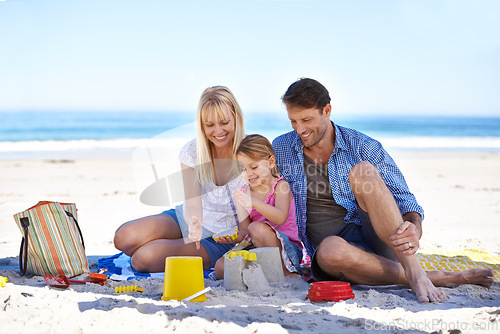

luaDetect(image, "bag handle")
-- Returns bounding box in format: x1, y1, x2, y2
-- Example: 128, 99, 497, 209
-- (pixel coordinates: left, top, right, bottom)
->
18, 211, 85, 276
18, 217, 30, 276
64, 211, 85, 250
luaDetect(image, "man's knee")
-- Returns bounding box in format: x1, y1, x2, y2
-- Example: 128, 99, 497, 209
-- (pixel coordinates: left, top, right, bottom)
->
315, 236, 350, 268
349, 161, 383, 196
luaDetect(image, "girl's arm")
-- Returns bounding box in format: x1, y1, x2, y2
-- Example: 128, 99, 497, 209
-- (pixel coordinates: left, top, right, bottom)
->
217, 195, 250, 244
236, 179, 291, 225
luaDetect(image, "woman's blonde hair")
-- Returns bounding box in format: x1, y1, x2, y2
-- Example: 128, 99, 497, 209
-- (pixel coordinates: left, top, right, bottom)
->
236, 134, 280, 178
195, 86, 245, 185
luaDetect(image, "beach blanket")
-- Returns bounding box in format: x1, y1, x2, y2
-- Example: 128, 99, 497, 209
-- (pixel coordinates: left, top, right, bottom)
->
97, 252, 215, 281
98, 249, 499, 282
417, 249, 500, 281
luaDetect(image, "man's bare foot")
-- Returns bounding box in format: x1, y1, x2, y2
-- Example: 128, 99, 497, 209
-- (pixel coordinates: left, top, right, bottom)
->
446, 268, 495, 288
406, 267, 446, 303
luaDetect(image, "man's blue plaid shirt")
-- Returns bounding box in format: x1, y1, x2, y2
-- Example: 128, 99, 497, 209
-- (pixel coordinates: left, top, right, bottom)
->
272, 122, 424, 257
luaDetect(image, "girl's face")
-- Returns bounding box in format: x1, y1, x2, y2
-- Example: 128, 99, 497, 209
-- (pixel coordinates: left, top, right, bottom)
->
202, 106, 236, 151
237, 153, 275, 187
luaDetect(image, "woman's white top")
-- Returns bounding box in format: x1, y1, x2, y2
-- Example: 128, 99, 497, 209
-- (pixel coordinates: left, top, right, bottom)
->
178, 139, 245, 234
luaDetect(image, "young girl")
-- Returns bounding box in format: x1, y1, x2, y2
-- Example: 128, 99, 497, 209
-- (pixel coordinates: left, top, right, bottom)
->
214, 134, 303, 279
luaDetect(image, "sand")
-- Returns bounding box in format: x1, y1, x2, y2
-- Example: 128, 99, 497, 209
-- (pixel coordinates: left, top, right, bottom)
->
1, 150, 499, 333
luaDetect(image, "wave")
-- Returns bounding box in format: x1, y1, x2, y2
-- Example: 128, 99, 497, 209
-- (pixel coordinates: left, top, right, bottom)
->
0, 138, 189, 152
1, 136, 500, 153
378, 136, 500, 150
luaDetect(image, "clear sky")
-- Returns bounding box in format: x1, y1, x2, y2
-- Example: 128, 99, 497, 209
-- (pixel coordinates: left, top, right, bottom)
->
0, 0, 499, 116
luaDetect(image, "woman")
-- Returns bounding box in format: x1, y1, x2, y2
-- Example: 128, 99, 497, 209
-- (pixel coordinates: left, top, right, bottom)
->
114, 86, 245, 272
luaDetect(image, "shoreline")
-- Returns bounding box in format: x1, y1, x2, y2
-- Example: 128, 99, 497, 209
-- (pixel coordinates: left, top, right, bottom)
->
1, 150, 499, 333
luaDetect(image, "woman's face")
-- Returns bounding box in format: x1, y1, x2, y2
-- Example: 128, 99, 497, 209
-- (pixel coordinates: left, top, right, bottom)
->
202, 106, 236, 151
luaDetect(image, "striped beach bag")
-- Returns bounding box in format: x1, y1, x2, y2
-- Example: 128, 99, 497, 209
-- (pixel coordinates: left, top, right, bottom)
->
13, 201, 89, 277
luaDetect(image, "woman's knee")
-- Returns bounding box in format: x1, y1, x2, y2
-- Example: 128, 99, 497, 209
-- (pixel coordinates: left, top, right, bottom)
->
113, 221, 136, 252
214, 257, 225, 279
130, 249, 150, 273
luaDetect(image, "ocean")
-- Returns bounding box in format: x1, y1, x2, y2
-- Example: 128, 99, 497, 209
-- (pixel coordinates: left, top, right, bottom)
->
1, 111, 499, 159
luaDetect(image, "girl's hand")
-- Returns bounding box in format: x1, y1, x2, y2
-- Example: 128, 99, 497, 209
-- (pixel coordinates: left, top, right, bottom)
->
188, 216, 202, 250
233, 189, 252, 209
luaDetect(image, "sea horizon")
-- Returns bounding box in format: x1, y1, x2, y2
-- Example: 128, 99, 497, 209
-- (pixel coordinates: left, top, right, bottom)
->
1, 111, 500, 159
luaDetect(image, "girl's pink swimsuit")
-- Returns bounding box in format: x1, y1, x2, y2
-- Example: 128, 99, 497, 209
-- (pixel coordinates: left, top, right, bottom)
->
241, 176, 302, 248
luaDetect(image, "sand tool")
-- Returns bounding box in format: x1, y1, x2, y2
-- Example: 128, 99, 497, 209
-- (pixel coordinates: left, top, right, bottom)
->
43, 274, 105, 289
88, 269, 108, 283
115, 285, 144, 294
0, 276, 8, 287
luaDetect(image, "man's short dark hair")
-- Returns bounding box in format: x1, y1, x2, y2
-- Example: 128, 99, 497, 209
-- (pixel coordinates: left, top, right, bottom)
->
281, 78, 331, 110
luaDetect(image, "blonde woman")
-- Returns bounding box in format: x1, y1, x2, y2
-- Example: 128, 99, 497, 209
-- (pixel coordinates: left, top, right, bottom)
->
114, 86, 245, 272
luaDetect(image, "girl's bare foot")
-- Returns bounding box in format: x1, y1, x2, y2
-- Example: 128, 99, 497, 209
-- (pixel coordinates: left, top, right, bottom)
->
285, 271, 302, 279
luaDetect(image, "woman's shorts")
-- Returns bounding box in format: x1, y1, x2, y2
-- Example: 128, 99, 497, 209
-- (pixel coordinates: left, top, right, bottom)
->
162, 206, 235, 268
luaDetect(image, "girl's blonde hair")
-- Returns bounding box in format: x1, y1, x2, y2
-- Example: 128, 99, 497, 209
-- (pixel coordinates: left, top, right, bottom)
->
236, 134, 280, 178
195, 86, 245, 185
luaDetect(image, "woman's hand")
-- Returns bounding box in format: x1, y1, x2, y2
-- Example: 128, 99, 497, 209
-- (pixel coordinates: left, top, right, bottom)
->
215, 235, 236, 244
188, 216, 202, 250
233, 189, 252, 209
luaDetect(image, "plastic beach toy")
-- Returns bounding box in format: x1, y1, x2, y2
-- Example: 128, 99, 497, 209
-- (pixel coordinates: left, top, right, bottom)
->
43, 274, 105, 289
307, 281, 355, 303
182, 287, 211, 302
227, 250, 257, 261
115, 285, 144, 294
89, 269, 108, 283
0, 276, 8, 287
212, 226, 239, 242
162, 256, 207, 302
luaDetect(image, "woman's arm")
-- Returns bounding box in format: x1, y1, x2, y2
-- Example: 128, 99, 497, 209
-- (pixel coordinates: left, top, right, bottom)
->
181, 163, 203, 246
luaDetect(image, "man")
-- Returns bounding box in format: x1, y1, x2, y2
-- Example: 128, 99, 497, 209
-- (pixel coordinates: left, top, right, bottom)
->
272, 78, 494, 303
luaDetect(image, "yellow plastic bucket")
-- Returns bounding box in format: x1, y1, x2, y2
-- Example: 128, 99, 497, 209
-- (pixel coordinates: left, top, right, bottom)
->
162, 256, 207, 302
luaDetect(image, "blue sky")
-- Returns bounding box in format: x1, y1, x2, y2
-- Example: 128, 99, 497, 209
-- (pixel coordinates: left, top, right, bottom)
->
0, 0, 499, 116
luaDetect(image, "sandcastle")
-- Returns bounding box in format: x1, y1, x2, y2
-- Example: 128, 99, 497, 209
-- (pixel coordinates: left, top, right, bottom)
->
223, 247, 285, 291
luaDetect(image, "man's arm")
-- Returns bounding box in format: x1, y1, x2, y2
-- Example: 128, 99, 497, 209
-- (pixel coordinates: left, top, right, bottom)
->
403, 211, 422, 239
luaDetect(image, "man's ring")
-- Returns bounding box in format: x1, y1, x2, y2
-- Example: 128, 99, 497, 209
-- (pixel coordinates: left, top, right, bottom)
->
407, 242, 413, 249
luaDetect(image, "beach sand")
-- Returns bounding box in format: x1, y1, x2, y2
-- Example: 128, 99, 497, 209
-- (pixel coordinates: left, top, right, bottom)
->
1, 151, 499, 333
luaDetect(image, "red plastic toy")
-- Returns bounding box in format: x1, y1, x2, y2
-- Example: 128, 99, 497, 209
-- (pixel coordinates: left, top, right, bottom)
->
307, 281, 355, 302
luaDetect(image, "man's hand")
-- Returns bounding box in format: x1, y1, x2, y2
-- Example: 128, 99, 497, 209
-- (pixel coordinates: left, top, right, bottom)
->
389, 221, 420, 255
188, 216, 202, 250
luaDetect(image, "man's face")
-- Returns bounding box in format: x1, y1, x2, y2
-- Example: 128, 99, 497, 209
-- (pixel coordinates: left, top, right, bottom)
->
287, 104, 331, 148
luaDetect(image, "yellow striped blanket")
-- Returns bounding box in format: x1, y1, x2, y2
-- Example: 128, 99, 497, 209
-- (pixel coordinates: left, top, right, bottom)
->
417, 249, 500, 281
